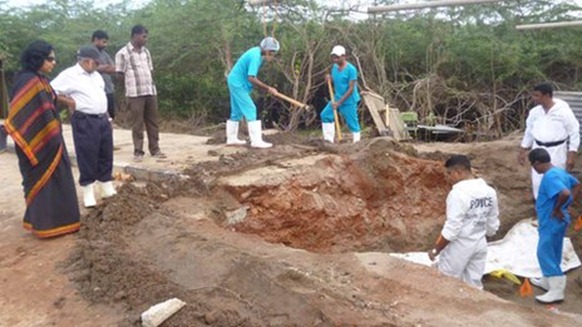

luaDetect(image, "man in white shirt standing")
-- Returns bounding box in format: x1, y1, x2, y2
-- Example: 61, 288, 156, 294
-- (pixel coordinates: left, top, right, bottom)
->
428, 155, 500, 289
51, 46, 116, 208
518, 83, 580, 199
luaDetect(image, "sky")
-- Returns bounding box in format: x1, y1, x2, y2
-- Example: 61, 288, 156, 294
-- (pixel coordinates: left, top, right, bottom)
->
2, 0, 581, 14
1, 0, 149, 10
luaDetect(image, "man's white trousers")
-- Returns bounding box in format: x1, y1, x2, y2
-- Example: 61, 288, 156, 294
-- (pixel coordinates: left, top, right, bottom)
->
437, 238, 487, 289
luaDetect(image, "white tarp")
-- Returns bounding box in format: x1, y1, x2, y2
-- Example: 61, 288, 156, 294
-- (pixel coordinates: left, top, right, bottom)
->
389, 219, 581, 278
485, 219, 580, 277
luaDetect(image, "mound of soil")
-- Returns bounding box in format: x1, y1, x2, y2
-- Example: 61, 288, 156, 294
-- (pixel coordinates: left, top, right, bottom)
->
64, 135, 582, 326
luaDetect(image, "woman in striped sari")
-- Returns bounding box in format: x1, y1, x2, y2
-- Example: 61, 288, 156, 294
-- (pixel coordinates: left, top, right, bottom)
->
5, 40, 80, 238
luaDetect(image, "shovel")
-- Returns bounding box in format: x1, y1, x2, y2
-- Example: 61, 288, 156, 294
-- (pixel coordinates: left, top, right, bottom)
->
273, 92, 311, 111
327, 78, 342, 142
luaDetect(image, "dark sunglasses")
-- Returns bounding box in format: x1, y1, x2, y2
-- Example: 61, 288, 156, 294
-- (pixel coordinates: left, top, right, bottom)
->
46, 57, 57, 63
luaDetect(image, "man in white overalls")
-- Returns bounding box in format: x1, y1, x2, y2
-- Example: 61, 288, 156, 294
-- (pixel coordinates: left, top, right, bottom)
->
518, 83, 580, 200
428, 155, 500, 289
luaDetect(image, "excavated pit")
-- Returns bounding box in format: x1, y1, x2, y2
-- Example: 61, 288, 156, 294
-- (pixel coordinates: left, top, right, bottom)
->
65, 138, 582, 326
217, 140, 449, 253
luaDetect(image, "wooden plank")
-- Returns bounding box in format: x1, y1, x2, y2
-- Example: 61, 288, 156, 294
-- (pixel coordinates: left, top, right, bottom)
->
361, 90, 385, 102
368, 103, 389, 135
360, 90, 413, 141
389, 108, 412, 141
361, 91, 389, 136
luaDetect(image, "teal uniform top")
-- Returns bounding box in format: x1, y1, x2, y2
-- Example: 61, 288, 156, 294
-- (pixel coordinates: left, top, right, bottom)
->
227, 47, 263, 91
331, 62, 360, 105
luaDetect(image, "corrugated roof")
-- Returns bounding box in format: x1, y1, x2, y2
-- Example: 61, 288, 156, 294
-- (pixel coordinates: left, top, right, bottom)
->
555, 91, 582, 138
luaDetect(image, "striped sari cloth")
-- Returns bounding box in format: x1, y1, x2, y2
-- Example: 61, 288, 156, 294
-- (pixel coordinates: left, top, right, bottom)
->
5, 71, 80, 238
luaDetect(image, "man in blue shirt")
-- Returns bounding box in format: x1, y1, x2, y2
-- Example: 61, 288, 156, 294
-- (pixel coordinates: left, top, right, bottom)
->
528, 148, 580, 303
91, 30, 116, 120
226, 37, 279, 148
321, 45, 361, 143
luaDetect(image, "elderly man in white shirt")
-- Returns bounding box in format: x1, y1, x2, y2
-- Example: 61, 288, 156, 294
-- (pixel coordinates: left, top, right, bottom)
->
518, 83, 580, 199
428, 155, 500, 289
51, 46, 116, 208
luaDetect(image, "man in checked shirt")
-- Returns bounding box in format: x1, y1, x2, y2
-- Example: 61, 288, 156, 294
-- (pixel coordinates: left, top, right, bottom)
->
115, 24, 165, 162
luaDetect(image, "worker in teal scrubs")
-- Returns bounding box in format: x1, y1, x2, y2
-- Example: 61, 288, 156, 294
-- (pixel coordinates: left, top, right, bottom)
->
321, 45, 361, 143
226, 37, 279, 148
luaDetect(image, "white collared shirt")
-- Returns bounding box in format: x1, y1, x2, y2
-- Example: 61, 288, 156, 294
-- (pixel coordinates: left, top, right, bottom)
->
50, 63, 107, 115
521, 98, 580, 152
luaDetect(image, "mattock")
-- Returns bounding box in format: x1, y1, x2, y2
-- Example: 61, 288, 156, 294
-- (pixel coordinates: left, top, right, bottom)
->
273, 92, 312, 111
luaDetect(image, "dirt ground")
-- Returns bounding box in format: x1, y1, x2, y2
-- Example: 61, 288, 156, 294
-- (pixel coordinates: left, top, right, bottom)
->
2, 130, 582, 326
0, 152, 123, 326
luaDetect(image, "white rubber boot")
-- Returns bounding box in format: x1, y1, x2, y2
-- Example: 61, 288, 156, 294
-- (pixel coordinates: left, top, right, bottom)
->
226, 120, 246, 145
82, 183, 97, 208
101, 181, 117, 198
248, 120, 272, 148
530, 277, 549, 291
352, 131, 361, 143
536, 275, 566, 303
322, 122, 335, 143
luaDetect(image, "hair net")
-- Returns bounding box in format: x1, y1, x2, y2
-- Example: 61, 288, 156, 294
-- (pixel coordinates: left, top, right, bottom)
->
260, 37, 280, 52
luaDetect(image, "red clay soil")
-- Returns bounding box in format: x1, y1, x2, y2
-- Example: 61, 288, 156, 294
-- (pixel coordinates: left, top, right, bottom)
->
63, 136, 582, 326
228, 139, 449, 253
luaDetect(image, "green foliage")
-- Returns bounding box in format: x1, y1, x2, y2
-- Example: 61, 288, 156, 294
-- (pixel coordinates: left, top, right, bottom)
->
1, 0, 581, 136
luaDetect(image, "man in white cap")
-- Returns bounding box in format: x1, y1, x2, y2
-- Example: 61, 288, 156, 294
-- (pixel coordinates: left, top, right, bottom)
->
321, 45, 361, 143
225, 37, 280, 148
518, 82, 579, 200
51, 45, 116, 208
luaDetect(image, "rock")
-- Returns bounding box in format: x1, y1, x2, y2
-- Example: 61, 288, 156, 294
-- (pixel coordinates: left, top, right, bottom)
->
225, 206, 249, 225
204, 311, 217, 324
114, 291, 127, 301
141, 298, 186, 327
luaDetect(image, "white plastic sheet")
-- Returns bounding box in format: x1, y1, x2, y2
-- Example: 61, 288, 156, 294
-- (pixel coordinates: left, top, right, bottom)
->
389, 219, 581, 278
485, 219, 580, 278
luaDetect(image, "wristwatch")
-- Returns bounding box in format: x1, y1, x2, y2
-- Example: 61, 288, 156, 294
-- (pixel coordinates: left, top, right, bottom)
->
430, 248, 438, 256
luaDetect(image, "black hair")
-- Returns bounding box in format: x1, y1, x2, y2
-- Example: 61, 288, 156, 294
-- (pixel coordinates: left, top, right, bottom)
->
533, 83, 553, 97
131, 25, 148, 37
92, 30, 109, 41
445, 155, 471, 171
20, 40, 53, 72
528, 148, 551, 165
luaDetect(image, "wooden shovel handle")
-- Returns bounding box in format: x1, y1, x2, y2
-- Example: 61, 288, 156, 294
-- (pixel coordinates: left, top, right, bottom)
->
274, 92, 308, 109
327, 78, 342, 141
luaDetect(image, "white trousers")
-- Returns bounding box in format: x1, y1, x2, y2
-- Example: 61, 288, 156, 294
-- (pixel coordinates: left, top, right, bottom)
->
437, 238, 487, 289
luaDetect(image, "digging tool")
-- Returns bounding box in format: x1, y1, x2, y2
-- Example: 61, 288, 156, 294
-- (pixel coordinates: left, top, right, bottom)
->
327, 78, 342, 141
273, 92, 311, 111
